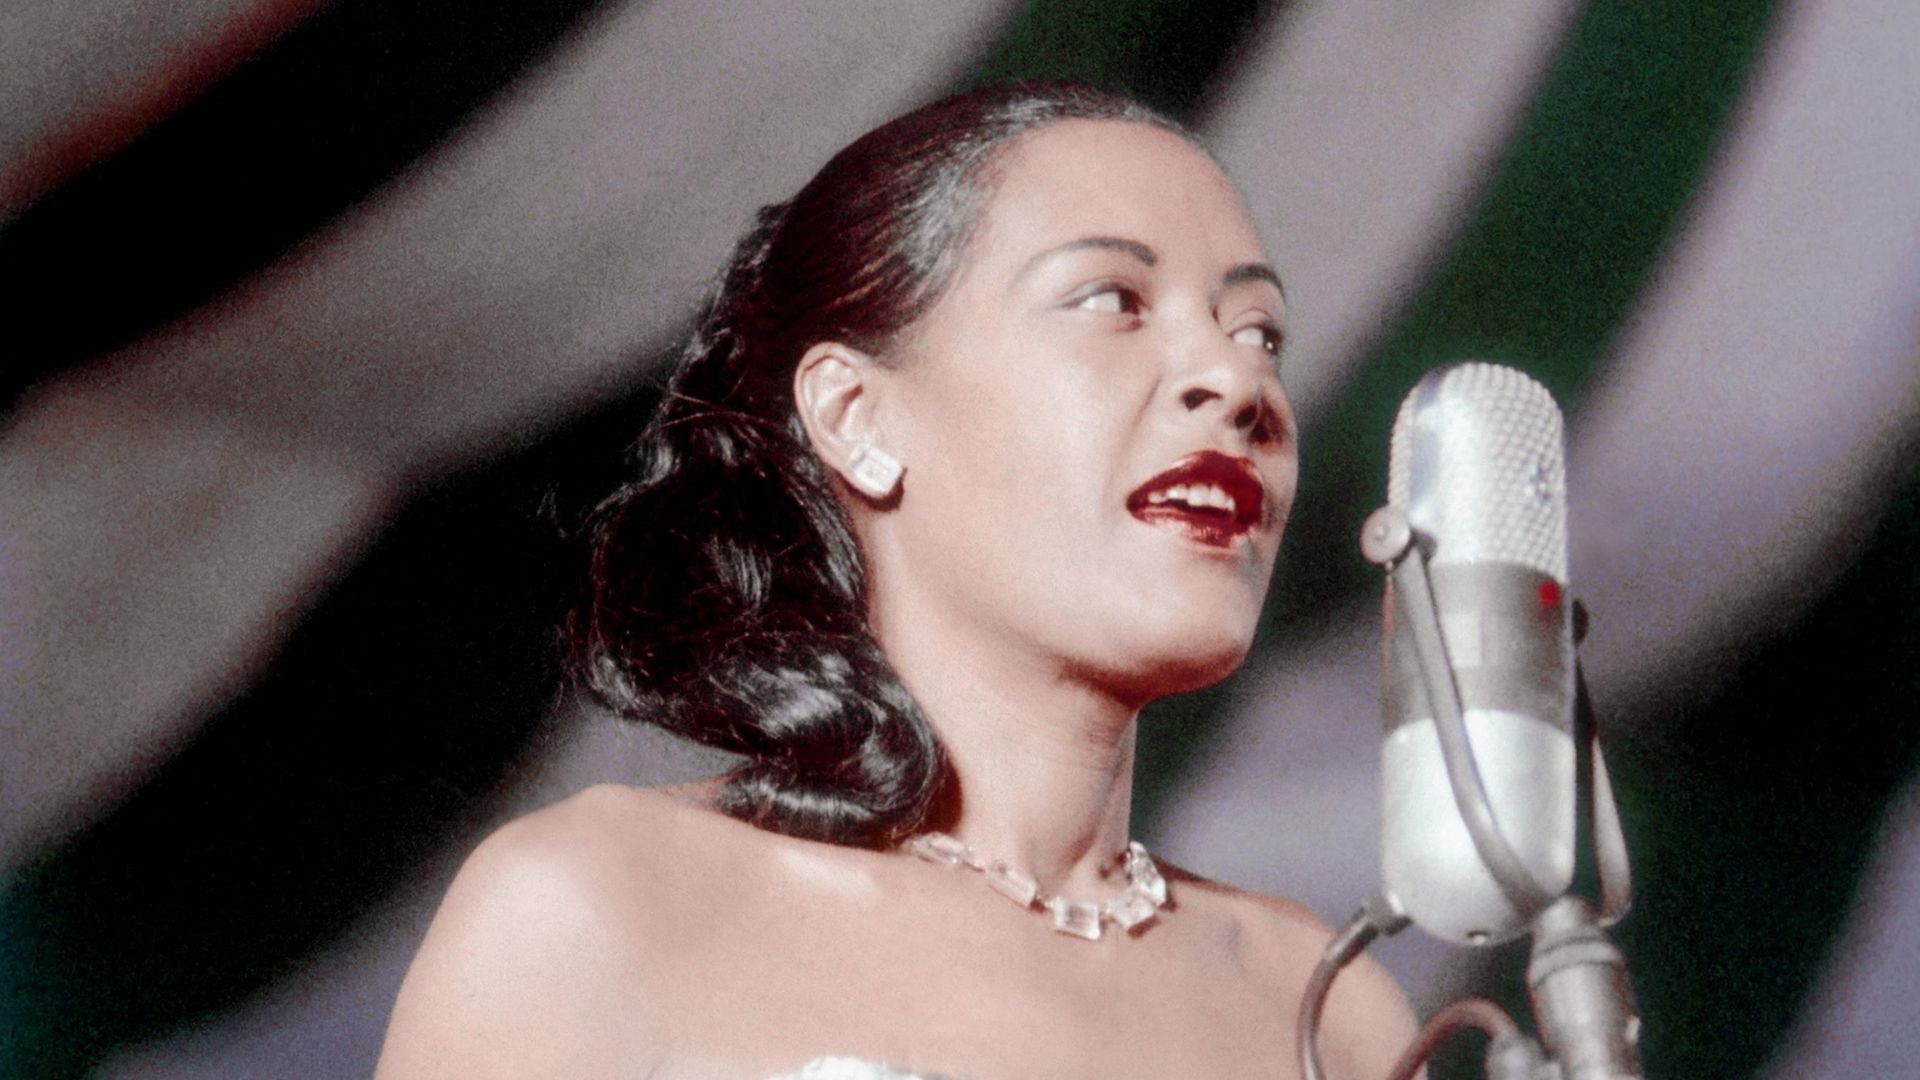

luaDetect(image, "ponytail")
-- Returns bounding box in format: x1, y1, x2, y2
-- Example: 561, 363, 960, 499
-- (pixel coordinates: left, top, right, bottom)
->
572, 203, 942, 845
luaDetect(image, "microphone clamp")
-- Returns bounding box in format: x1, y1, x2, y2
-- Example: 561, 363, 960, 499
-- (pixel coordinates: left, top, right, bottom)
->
1360, 504, 1416, 568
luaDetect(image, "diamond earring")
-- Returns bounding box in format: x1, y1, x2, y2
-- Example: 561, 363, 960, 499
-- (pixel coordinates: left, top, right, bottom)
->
845, 441, 903, 500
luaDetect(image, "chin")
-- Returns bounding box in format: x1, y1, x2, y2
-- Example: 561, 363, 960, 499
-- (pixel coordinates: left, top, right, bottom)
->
1093, 618, 1259, 705
1162, 635, 1255, 693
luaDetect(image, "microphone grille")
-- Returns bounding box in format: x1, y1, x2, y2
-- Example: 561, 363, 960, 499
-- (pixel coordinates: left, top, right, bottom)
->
1388, 363, 1568, 581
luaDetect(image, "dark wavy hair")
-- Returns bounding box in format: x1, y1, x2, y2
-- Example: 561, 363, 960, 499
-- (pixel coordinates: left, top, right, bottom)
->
569, 83, 1191, 847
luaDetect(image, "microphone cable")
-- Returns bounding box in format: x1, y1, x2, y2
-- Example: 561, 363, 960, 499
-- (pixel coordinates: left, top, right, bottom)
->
1296, 891, 1408, 1080
1296, 891, 1546, 1080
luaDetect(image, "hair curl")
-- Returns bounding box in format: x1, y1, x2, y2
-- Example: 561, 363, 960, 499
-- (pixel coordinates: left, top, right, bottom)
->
570, 83, 1190, 847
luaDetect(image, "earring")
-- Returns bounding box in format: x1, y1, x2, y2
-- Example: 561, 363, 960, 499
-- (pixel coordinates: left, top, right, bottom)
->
846, 441, 904, 499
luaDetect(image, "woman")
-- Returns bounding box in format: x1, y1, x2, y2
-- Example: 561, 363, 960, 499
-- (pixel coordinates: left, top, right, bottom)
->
377, 83, 1414, 1079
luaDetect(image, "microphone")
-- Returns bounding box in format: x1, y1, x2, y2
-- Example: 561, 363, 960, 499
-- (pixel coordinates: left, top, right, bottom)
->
1374, 362, 1577, 946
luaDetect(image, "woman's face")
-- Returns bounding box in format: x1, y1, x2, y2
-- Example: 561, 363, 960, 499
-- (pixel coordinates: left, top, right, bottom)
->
875, 119, 1297, 702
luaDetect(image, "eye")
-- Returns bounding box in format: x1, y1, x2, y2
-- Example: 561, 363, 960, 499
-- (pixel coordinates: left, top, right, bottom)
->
1231, 322, 1283, 356
1071, 283, 1143, 315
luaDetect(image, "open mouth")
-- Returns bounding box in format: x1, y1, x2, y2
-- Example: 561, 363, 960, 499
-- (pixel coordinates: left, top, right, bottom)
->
1125, 450, 1266, 549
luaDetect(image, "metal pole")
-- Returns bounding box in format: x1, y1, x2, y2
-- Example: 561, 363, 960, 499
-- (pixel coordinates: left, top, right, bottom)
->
1527, 896, 1645, 1080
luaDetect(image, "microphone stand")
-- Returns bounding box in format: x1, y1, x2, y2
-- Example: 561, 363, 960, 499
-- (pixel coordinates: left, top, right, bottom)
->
1519, 648, 1642, 1080
1296, 507, 1644, 1080
1525, 895, 1642, 1080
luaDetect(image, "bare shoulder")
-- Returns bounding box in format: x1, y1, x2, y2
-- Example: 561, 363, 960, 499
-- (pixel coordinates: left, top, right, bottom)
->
1175, 869, 1420, 1080
374, 783, 733, 1079
426, 782, 726, 940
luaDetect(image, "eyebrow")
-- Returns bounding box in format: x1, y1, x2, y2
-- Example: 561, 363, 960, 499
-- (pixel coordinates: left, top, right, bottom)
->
1221, 261, 1285, 300
1017, 236, 1159, 281
1017, 236, 1286, 301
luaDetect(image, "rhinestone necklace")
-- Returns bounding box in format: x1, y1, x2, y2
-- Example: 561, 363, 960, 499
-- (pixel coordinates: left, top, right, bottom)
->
904, 831, 1169, 941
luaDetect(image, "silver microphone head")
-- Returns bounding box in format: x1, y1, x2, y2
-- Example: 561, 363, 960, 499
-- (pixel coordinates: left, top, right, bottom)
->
1389, 361, 1569, 581
1379, 362, 1576, 945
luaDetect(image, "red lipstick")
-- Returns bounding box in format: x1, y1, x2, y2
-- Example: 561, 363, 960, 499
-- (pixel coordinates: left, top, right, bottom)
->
1126, 451, 1266, 548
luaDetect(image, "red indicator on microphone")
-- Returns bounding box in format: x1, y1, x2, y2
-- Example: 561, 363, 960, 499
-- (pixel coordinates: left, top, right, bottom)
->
1538, 579, 1563, 609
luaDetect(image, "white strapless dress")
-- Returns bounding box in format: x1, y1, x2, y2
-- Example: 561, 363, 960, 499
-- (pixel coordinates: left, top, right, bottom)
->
767, 1056, 953, 1080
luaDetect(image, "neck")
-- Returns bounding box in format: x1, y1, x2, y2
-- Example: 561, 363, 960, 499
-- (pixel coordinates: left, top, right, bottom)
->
871, 588, 1141, 898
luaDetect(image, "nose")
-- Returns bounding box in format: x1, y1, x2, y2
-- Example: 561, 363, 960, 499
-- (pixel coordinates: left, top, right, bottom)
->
1178, 383, 1261, 435
1169, 333, 1279, 441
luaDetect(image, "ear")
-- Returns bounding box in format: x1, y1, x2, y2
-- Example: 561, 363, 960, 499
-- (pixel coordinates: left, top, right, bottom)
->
793, 341, 902, 502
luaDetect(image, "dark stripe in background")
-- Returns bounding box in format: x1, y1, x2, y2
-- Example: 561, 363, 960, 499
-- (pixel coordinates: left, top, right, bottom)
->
1613, 456, 1920, 1077
1263, 0, 1785, 644
0, 0, 330, 213
965, 0, 1275, 119
0, 0, 615, 412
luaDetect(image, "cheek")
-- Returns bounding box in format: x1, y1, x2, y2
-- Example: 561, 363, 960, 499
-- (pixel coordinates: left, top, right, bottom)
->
904, 403, 1116, 579
1268, 454, 1301, 530
889, 360, 1144, 629
902, 344, 1133, 501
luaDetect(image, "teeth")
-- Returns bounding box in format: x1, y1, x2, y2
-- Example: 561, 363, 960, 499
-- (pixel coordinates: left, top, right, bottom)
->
1143, 480, 1243, 514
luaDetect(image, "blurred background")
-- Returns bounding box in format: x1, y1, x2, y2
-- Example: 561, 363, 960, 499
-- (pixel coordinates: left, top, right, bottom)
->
2, 1, 1916, 1076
